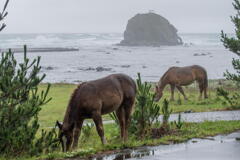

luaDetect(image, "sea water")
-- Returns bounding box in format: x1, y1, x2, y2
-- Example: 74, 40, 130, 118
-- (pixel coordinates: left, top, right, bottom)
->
0, 33, 237, 83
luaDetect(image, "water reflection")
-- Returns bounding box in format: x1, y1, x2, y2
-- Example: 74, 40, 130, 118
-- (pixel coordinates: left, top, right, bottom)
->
90, 131, 240, 160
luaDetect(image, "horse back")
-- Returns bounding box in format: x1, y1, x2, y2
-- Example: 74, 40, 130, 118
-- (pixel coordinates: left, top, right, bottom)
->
75, 74, 136, 115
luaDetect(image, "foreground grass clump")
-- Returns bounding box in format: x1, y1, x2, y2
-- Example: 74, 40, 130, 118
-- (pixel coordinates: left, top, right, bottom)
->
8, 120, 240, 160
38, 80, 239, 128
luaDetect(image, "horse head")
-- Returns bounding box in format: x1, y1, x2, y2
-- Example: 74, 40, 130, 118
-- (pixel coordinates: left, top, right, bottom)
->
56, 121, 74, 152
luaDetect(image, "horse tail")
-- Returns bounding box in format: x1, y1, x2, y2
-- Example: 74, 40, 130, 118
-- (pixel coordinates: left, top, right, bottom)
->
203, 69, 208, 89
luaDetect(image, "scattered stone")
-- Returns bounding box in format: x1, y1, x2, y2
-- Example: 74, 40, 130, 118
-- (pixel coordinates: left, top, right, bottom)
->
119, 12, 183, 46
84, 67, 95, 71
112, 48, 118, 50
142, 65, 147, 68
43, 66, 55, 71
194, 52, 211, 56
96, 66, 112, 72
184, 110, 193, 113
105, 52, 111, 54
176, 61, 180, 64
236, 137, 240, 141
192, 140, 198, 143
121, 65, 131, 68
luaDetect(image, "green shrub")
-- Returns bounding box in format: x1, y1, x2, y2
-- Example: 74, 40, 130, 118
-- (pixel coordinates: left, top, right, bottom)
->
129, 73, 161, 137
174, 113, 184, 130
81, 123, 94, 141
218, 0, 240, 109
217, 88, 240, 109
161, 99, 172, 130
0, 46, 59, 156
0, 0, 9, 31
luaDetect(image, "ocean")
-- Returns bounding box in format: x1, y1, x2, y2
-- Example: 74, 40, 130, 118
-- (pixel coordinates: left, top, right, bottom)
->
0, 33, 237, 83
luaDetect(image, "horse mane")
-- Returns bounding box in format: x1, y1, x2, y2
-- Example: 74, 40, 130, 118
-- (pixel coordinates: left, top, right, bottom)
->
63, 82, 86, 129
158, 69, 169, 86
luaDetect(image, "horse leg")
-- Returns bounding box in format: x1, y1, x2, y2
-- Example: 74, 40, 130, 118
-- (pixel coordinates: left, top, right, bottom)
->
92, 112, 106, 145
116, 107, 126, 141
170, 85, 175, 101
123, 98, 135, 141
176, 86, 187, 100
204, 87, 208, 99
72, 119, 84, 149
198, 82, 204, 100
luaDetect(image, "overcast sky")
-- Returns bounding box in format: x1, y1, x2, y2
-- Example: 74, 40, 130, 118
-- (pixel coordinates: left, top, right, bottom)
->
0, 0, 236, 33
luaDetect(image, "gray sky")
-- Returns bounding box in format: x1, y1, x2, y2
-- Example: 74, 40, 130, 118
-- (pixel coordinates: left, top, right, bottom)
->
1, 0, 236, 33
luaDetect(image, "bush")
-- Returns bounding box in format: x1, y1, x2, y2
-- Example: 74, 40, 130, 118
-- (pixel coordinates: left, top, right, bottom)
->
217, 88, 240, 109
174, 113, 184, 130
0, 0, 9, 31
218, 0, 240, 109
0, 46, 59, 156
129, 73, 161, 137
81, 123, 94, 142
161, 99, 172, 131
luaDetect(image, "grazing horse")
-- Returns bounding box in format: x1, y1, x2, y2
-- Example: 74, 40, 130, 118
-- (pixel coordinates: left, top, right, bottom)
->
154, 65, 208, 102
56, 74, 136, 152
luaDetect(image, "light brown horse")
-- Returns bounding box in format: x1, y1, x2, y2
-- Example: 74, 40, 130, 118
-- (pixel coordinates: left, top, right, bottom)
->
56, 74, 136, 152
154, 65, 208, 102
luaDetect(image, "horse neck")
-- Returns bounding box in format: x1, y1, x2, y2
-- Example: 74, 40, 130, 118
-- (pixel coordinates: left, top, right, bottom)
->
63, 104, 74, 129
63, 86, 80, 129
158, 78, 168, 91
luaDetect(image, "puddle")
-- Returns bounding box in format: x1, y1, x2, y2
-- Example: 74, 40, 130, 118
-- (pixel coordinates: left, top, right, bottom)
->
89, 131, 240, 160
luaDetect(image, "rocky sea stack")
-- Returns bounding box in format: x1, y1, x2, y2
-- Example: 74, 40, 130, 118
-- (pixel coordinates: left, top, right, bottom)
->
120, 13, 183, 46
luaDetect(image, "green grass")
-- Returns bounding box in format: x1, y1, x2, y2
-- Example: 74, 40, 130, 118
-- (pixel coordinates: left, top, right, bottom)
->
38, 80, 239, 128
3, 120, 240, 160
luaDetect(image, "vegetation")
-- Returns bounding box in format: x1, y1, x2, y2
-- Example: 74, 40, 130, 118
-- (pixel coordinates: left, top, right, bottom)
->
218, 0, 240, 109
36, 80, 238, 128
0, 0, 9, 31
161, 99, 172, 130
2, 120, 240, 160
0, 46, 59, 157
174, 113, 184, 130
129, 73, 161, 136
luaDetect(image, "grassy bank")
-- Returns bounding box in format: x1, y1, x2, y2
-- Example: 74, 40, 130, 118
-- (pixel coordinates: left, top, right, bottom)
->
39, 80, 238, 128
3, 120, 240, 160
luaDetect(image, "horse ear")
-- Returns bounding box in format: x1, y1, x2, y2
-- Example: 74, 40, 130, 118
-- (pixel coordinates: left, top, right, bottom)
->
56, 120, 63, 130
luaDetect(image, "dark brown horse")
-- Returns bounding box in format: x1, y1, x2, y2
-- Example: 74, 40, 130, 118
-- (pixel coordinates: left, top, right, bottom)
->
56, 74, 136, 152
154, 65, 208, 101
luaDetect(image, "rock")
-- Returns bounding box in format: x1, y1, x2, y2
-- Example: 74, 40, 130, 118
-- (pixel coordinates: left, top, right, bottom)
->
78, 67, 112, 72
119, 12, 183, 46
184, 110, 193, 113
43, 66, 55, 70
96, 67, 112, 72
120, 65, 131, 68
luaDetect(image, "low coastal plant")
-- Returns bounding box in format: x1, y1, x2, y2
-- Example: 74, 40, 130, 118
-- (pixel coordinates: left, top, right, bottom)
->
0, 46, 59, 156
176, 94, 182, 105
217, 88, 240, 109
109, 112, 119, 125
161, 99, 172, 131
0, 0, 9, 31
174, 113, 184, 130
218, 0, 240, 109
81, 122, 94, 141
129, 73, 161, 137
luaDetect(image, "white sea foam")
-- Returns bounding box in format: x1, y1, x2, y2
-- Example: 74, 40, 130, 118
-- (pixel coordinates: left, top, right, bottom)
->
0, 33, 236, 83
